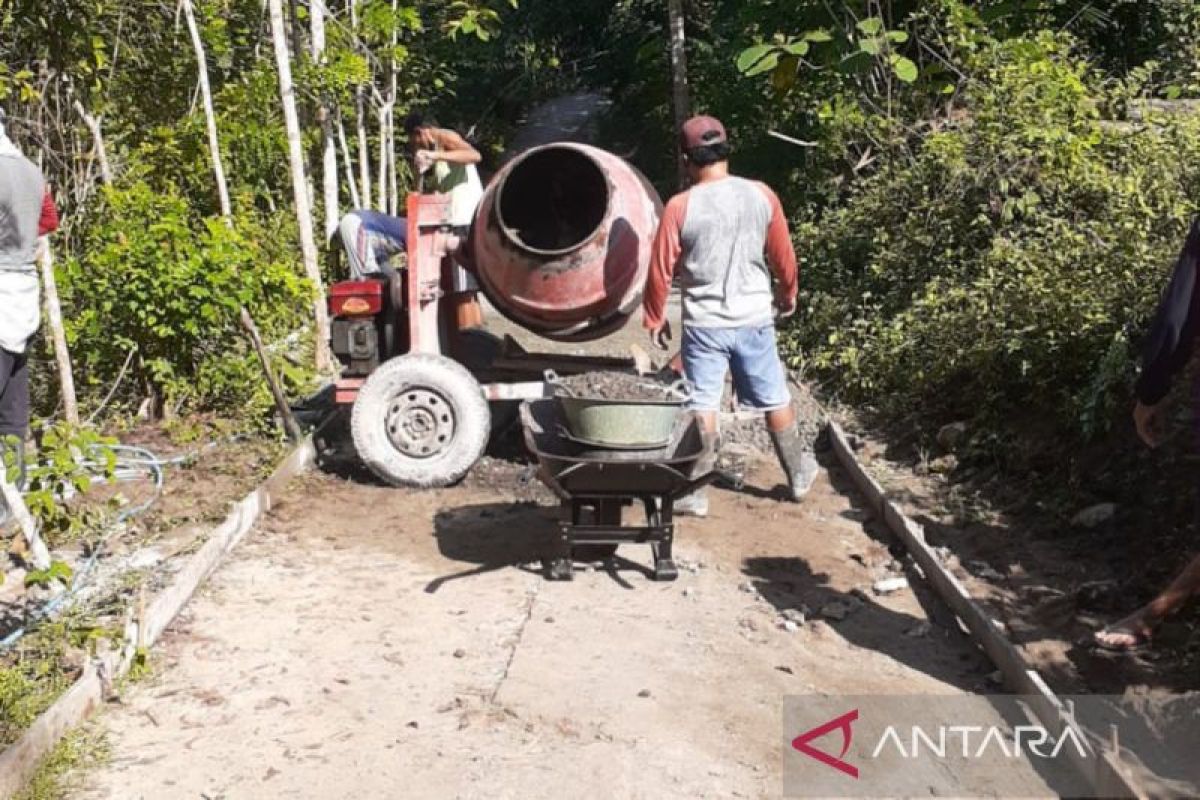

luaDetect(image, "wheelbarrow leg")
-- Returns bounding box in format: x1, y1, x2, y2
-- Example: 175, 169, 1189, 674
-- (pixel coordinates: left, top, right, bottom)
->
648, 497, 679, 582
572, 500, 621, 561
544, 500, 576, 581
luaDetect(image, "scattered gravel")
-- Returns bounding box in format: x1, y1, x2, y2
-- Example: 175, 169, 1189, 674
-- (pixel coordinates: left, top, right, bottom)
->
556, 371, 683, 401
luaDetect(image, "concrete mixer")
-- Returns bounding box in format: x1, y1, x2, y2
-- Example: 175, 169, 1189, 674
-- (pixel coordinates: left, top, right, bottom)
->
327, 143, 664, 487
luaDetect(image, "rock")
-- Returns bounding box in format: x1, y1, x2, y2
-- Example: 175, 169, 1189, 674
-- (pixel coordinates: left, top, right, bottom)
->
929, 455, 958, 474
872, 577, 909, 595
933, 546, 953, 563
781, 608, 806, 624
1071, 503, 1117, 528
682, 587, 694, 598
775, 665, 795, 675
905, 622, 932, 638
937, 422, 969, 452
779, 620, 799, 633
452, 648, 466, 659
738, 581, 757, 594
637, 689, 651, 698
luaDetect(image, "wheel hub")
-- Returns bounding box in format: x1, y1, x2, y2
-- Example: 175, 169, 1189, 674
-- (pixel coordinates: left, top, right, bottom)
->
385, 387, 456, 458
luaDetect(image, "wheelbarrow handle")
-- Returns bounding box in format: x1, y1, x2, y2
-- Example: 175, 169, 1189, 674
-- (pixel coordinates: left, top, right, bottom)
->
671, 469, 732, 500
666, 378, 694, 401
543, 369, 576, 397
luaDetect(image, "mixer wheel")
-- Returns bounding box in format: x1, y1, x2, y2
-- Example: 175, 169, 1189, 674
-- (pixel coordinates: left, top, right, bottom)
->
351, 353, 490, 488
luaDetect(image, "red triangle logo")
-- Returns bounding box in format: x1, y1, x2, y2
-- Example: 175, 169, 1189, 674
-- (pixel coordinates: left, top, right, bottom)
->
791, 709, 860, 779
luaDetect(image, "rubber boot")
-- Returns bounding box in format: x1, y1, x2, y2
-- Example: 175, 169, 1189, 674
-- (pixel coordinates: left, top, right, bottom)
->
770, 425, 819, 501
676, 431, 720, 518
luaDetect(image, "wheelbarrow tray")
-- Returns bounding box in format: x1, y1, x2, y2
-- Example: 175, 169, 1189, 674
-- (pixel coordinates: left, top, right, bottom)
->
519, 399, 711, 499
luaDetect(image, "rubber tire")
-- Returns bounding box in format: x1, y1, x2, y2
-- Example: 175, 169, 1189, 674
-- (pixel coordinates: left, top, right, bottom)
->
351, 353, 490, 488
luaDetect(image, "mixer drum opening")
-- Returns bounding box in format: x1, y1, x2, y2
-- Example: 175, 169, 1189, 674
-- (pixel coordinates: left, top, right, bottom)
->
496, 147, 610, 254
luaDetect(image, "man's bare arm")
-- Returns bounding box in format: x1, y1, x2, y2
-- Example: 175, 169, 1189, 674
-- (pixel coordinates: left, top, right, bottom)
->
430, 129, 481, 165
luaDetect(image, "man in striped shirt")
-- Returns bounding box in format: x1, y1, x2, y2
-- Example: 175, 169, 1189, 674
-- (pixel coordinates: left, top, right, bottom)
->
644, 115, 818, 515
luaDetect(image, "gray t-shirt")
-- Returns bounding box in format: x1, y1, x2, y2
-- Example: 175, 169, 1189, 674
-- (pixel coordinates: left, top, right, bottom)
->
0, 153, 46, 271
677, 176, 775, 328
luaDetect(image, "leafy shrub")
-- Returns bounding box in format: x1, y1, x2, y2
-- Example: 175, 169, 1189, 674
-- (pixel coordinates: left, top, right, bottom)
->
60, 182, 313, 417
782, 31, 1200, 445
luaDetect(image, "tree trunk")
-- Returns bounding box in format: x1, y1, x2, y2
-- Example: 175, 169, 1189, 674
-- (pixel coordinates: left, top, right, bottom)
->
71, 100, 112, 185
268, 0, 332, 373
336, 117, 362, 209
377, 101, 390, 214
356, 88, 371, 209
37, 238, 79, 426
181, 0, 233, 221
312, 0, 339, 240
350, 0, 371, 209
667, 0, 691, 190
388, 1, 400, 214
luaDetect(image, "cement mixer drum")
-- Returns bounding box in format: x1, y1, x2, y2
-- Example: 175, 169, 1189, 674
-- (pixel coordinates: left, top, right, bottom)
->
470, 143, 662, 342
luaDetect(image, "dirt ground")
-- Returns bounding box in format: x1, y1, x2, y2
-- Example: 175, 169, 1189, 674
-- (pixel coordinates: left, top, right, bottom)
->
61, 308, 1060, 799
837, 412, 1200, 698
68, 452, 1065, 800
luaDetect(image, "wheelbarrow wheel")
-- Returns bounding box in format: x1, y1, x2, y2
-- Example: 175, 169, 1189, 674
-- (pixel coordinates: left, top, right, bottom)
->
351, 353, 490, 488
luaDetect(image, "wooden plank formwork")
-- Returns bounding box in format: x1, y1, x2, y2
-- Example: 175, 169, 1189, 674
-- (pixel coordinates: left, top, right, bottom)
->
0, 439, 316, 799
827, 422, 1146, 800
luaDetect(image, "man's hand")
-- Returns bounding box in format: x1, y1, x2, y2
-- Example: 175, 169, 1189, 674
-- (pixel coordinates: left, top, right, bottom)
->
414, 149, 436, 173
1133, 401, 1166, 449
648, 320, 673, 351
774, 294, 797, 320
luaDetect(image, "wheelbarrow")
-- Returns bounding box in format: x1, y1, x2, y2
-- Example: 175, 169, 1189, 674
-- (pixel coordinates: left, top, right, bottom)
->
519, 398, 719, 581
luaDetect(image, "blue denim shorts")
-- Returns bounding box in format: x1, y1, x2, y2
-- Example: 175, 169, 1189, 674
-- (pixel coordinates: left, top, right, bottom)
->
681, 324, 791, 412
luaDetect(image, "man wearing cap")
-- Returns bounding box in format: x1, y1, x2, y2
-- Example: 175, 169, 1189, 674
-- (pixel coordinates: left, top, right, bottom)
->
643, 115, 817, 514
0, 109, 59, 489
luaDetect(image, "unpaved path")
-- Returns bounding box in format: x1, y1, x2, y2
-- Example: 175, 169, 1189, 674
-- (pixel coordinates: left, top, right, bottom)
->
70, 451, 1058, 798
67, 309, 1056, 798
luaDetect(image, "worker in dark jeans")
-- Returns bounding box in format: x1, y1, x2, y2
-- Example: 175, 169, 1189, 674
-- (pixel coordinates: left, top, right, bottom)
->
0, 109, 59, 492
1095, 219, 1200, 651
643, 115, 818, 516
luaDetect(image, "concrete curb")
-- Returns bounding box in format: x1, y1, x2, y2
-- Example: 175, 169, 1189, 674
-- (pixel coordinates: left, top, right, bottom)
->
826, 421, 1146, 800
0, 437, 316, 799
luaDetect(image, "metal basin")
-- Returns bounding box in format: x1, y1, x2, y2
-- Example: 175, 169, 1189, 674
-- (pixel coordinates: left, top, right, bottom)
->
557, 396, 682, 449
545, 370, 690, 449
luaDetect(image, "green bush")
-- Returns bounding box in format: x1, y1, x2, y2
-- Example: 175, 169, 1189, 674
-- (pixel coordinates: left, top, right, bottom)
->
61, 182, 314, 417
784, 31, 1200, 443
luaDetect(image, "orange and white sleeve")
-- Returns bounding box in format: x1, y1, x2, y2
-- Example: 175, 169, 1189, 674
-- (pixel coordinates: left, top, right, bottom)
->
758, 183, 797, 303
643, 193, 689, 331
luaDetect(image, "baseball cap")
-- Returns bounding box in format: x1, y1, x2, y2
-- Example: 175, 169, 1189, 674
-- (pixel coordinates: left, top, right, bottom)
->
680, 115, 728, 149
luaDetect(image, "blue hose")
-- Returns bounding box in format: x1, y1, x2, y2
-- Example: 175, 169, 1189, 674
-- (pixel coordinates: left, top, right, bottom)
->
0, 443, 196, 652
